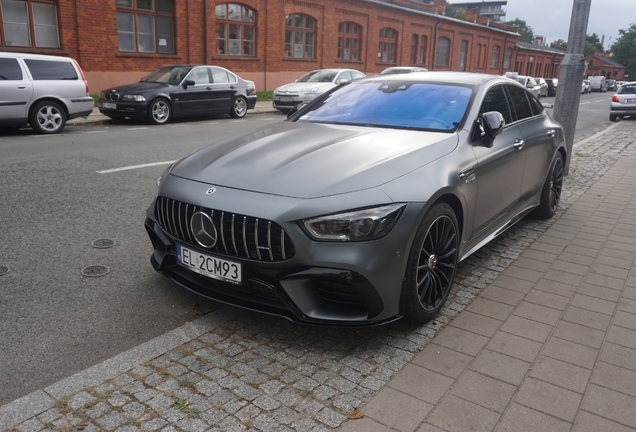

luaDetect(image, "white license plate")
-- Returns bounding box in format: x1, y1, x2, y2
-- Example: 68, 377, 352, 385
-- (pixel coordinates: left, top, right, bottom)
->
102, 102, 117, 109
176, 244, 242, 284
278, 97, 294, 102
626, 99, 636, 103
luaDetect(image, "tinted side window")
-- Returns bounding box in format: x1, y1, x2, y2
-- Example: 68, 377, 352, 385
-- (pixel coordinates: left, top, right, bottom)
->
505, 85, 533, 121
528, 94, 544, 116
24, 59, 78, 80
0, 58, 24, 80
479, 85, 513, 124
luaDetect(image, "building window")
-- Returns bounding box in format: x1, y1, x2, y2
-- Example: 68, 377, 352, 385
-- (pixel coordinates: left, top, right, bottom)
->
458, 40, 467, 71
116, 0, 174, 54
337, 21, 361, 60
490, 45, 500, 69
1, 0, 59, 48
215, 4, 255, 56
503, 47, 511, 69
285, 14, 315, 59
378, 27, 397, 63
436, 37, 450, 67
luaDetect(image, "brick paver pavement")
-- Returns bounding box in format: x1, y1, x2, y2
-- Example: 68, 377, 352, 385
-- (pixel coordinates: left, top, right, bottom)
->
1, 119, 635, 432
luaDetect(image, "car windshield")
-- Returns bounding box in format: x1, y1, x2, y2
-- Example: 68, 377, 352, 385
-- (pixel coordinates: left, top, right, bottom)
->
297, 70, 338, 83
141, 66, 192, 84
297, 81, 473, 132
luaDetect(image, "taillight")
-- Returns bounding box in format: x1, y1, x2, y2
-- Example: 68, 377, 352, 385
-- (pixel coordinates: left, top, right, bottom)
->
612, 95, 620, 102
72, 58, 90, 95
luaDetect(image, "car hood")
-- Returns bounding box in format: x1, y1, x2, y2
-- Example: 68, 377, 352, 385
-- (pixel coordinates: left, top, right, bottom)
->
170, 122, 458, 199
103, 81, 174, 94
275, 82, 335, 94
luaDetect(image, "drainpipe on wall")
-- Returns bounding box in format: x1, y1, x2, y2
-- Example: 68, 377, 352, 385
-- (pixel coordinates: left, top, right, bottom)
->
431, 17, 441, 71
204, 0, 208, 64
501, 35, 509, 75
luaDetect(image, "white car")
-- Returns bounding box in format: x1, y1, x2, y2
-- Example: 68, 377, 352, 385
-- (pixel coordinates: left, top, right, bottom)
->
609, 81, 636, 122
504, 72, 542, 99
0, 52, 94, 134
272, 68, 366, 113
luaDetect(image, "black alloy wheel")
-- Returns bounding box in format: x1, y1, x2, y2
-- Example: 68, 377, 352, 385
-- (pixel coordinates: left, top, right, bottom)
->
403, 202, 459, 323
535, 152, 564, 218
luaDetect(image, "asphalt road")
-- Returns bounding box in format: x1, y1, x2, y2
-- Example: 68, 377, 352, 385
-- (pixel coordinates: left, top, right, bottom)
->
0, 112, 285, 405
0, 93, 614, 405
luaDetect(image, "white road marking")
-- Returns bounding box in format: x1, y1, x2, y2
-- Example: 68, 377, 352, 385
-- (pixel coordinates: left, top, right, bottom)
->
82, 130, 107, 134
125, 127, 149, 130
97, 160, 175, 174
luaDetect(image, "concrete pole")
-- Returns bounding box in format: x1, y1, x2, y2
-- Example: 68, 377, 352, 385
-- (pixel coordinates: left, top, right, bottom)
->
553, 0, 592, 175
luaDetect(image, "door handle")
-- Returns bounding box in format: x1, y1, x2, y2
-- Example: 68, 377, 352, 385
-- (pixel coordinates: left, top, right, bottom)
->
513, 139, 524, 150
230, 85, 235, 89
18, 85, 27, 89
547, 129, 556, 137
206, 86, 212, 90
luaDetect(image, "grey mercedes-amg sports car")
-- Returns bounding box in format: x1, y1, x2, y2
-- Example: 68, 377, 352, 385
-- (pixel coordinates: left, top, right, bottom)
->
145, 72, 566, 326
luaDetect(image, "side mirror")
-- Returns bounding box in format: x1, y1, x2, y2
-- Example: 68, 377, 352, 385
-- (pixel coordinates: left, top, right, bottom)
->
183, 79, 195, 89
287, 102, 308, 118
481, 111, 505, 148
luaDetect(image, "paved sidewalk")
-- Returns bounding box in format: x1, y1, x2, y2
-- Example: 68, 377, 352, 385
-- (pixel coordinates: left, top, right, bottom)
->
66, 101, 280, 126
1, 120, 635, 432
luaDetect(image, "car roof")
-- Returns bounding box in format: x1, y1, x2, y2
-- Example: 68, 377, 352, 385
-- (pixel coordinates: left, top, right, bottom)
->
362, 71, 508, 87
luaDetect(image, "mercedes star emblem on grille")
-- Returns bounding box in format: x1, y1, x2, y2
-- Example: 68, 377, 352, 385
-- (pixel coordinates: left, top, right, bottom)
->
206, 187, 216, 196
191, 211, 218, 248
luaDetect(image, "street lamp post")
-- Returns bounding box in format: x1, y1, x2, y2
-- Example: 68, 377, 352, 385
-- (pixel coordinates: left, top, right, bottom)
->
553, 0, 592, 175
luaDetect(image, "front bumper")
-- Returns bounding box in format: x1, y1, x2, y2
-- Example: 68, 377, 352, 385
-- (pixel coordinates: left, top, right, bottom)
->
144, 179, 424, 326
98, 99, 148, 119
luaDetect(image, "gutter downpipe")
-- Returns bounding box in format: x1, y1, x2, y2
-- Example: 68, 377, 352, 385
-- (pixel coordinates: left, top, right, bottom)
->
204, 0, 208, 64
431, 16, 441, 71
501, 35, 509, 75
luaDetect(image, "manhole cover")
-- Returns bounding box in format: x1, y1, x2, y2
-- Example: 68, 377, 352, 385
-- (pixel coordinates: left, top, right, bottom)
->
92, 238, 116, 249
81, 265, 110, 277
0, 266, 10, 276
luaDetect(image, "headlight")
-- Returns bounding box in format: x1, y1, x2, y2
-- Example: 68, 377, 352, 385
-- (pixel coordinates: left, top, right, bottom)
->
301, 204, 405, 241
100, 91, 105, 98
302, 87, 319, 95
122, 94, 146, 102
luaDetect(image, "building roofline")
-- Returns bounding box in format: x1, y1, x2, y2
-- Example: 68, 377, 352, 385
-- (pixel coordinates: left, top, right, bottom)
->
360, 0, 519, 37
516, 41, 566, 55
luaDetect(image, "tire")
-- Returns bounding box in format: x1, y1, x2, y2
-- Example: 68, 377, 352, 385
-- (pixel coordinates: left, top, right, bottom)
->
230, 96, 247, 118
30, 101, 66, 134
403, 202, 459, 323
147, 98, 171, 125
610, 114, 617, 122
535, 152, 564, 219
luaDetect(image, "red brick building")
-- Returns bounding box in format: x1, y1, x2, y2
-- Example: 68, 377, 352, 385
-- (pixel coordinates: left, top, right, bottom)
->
585, 53, 626, 81
0, 0, 563, 93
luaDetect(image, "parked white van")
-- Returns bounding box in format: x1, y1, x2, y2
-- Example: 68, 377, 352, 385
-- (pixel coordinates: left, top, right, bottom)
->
0, 52, 93, 134
588, 76, 607, 93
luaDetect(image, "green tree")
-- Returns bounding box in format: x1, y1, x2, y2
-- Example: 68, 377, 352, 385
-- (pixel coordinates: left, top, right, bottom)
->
552, 38, 567, 48
584, 33, 604, 56
505, 18, 534, 43
445, 2, 466, 20
610, 23, 636, 80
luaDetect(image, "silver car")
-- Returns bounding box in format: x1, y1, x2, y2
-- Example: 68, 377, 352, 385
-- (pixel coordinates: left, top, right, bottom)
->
272, 68, 365, 113
609, 81, 636, 121
146, 72, 566, 326
0, 52, 94, 134
505, 73, 542, 99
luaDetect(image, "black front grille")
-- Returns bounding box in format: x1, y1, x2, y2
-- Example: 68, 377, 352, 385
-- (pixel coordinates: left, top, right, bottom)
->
103, 93, 120, 101
155, 196, 295, 262
312, 277, 367, 312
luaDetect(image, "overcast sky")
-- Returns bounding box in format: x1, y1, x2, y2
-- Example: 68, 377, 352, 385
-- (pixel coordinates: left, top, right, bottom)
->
504, 0, 634, 50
